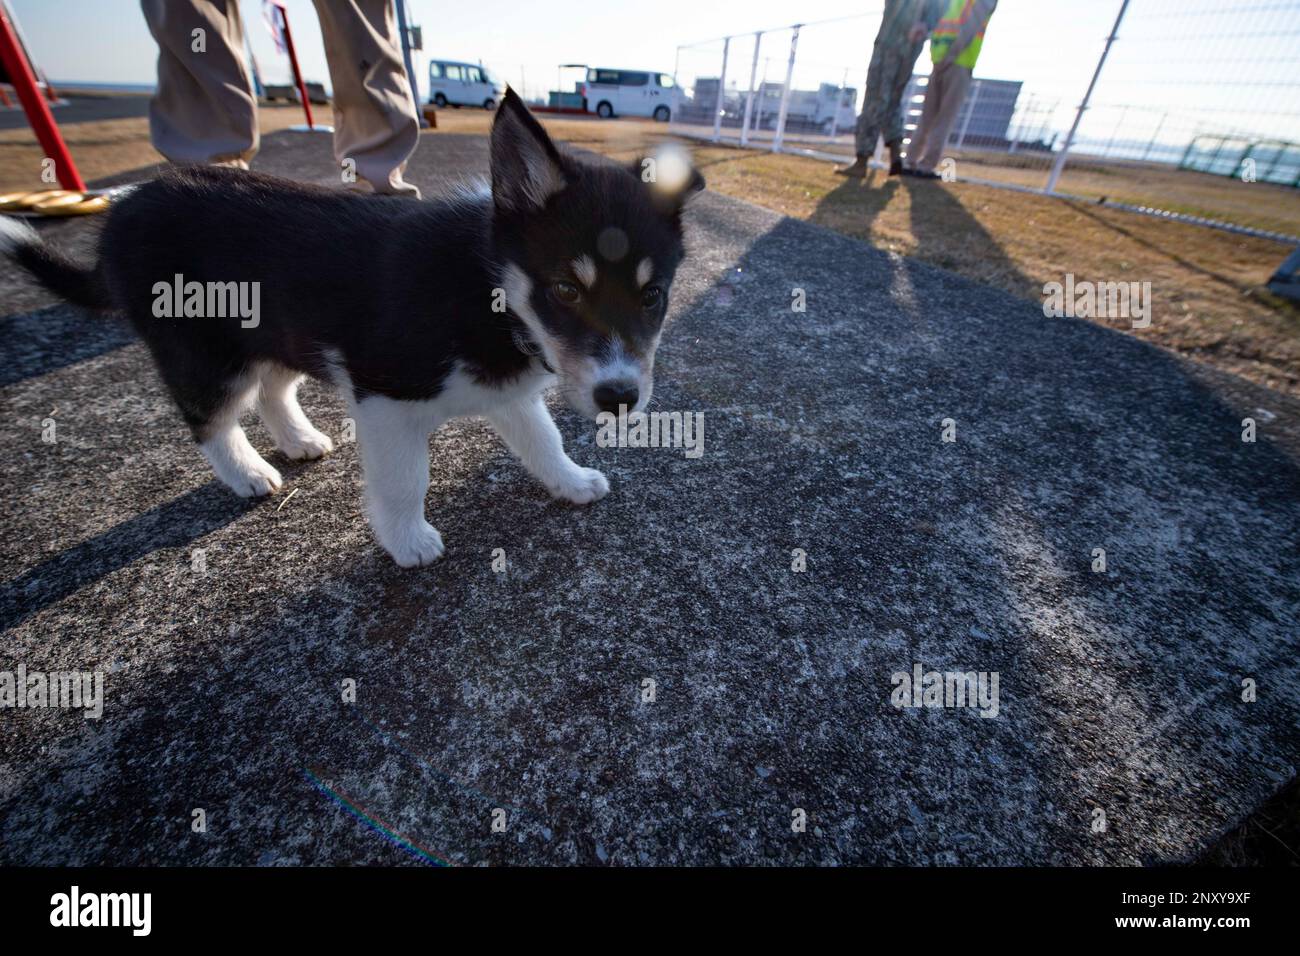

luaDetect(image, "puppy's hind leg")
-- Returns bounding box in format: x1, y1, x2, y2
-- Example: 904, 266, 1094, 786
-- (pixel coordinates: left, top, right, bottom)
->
257, 364, 334, 460
196, 372, 283, 497
485, 395, 608, 504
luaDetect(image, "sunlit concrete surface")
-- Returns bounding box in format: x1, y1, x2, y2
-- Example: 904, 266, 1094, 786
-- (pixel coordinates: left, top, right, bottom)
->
1, 131, 1297, 865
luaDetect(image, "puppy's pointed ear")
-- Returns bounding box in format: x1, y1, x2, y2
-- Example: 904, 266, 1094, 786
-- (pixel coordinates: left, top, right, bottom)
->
675, 165, 706, 201
630, 144, 706, 216
491, 87, 568, 214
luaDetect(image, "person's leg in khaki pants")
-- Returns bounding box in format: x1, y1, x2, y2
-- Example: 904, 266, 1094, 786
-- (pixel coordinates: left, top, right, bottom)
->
311, 0, 421, 197
140, 0, 258, 167
909, 61, 973, 173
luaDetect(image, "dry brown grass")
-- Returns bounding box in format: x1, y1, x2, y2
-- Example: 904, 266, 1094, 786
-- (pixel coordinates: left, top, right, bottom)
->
529, 113, 1300, 397
1, 100, 1294, 867
2, 104, 1298, 396
692, 146, 1300, 395
0, 102, 312, 189
923, 149, 1300, 238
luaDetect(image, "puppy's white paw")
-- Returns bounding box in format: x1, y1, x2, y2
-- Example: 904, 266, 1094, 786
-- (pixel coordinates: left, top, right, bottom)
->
547, 466, 609, 505
277, 428, 334, 461
380, 520, 446, 567
202, 430, 284, 498
228, 460, 283, 497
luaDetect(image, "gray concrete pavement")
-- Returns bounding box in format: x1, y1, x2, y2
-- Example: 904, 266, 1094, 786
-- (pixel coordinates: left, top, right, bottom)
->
1, 130, 1298, 865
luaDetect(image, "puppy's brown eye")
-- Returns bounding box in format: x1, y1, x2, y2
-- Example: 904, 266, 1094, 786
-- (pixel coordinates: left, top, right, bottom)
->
552, 281, 580, 304
641, 287, 663, 309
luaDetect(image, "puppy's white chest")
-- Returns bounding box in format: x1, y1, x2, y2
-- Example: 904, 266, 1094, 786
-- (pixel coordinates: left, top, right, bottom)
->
432, 362, 557, 420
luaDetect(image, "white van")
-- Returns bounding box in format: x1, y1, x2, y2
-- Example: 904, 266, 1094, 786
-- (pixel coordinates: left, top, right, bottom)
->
428, 61, 506, 110
581, 68, 680, 122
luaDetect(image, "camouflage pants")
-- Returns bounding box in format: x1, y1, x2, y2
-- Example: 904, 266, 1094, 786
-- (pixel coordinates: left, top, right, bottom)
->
852, 42, 925, 157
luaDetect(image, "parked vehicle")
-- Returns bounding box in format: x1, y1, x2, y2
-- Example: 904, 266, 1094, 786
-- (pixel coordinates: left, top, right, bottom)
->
580, 68, 680, 121
743, 82, 858, 133
811, 83, 858, 134
428, 61, 505, 109
262, 81, 329, 104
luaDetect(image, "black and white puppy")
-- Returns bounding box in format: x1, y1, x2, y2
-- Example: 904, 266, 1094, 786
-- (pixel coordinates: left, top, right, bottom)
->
1, 89, 703, 566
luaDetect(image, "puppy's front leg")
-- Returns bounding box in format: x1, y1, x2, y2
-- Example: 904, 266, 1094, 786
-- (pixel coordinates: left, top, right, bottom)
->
354, 396, 445, 567
486, 396, 609, 504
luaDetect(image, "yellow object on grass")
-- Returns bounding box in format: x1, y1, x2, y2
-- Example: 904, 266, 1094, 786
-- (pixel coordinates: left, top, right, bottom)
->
0, 189, 111, 217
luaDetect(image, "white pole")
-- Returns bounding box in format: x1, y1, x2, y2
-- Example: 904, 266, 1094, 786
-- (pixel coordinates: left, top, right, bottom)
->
826, 66, 849, 142
1046, 0, 1130, 194
1104, 104, 1128, 158
771, 25, 801, 153
394, 0, 421, 111
1043, 98, 1060, 145
712, 37, 731, 142
955, 79, 980, 150
1141, 111, 1166, 163
1009, 92, 1033, 154
740, 32, 763, 146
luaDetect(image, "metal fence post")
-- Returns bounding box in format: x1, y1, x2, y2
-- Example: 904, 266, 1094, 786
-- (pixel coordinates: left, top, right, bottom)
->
955, 79, 980, 150
1264, 142, 1285, 181
826, 66, 849, 143
394, 0, 420, 112
771, 25, 801, 153
1046, 0, 1130, 194
0, 3, 85, 189
712, 36, 731, 142
755, 58, 771, 131
1206, 134, 1229, 173
1103, 104, 1129, 159
1009, 92, 1034, 155
740, 32, 763, 146
1141, 111, 1167, 163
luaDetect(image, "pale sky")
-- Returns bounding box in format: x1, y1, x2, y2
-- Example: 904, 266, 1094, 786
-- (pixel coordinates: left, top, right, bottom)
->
10, 0, 1300, 148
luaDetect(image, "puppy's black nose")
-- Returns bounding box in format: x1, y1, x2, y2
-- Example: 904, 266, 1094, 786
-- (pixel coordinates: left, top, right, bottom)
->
593, 382, 639, 414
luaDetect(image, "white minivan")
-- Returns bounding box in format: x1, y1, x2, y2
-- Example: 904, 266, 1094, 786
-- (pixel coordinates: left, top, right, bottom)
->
428, 61, 506, 110
581, 68, 680, 121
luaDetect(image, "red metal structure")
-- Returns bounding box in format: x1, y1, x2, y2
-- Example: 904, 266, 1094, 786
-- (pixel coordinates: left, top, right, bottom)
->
268, 1, 317, 130
0, 2, 85, 190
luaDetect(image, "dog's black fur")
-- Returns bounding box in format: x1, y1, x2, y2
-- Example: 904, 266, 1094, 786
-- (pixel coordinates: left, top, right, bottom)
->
4, 89, 704, 564
9, 88, 702, 435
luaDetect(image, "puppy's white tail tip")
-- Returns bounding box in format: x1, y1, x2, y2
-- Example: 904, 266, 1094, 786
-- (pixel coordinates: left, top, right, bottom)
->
0, 214, 38, 255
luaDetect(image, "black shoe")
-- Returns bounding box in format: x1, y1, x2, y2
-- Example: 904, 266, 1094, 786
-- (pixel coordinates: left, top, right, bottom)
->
834, 157, 869, 179
911, 169, 941, 180
888, 159, 904, 176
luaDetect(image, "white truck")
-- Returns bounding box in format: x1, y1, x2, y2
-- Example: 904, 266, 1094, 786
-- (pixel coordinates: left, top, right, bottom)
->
749, 82, 857, 133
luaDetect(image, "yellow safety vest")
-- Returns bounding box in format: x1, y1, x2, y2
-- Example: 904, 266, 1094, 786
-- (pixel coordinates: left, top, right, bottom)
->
931, 0, 988, 69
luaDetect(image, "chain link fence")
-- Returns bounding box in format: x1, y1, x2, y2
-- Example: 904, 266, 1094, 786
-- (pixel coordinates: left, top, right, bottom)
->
667, 0, 1300, 239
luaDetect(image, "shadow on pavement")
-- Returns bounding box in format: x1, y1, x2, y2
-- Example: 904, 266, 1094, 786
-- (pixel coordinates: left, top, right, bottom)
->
1, 135, 1298, 865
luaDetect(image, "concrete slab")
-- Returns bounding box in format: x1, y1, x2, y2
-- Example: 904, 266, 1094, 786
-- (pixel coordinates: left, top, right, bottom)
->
1, 130, 1298, 865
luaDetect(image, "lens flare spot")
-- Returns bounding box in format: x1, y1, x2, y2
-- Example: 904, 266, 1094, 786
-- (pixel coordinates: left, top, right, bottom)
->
649, 144, 693, 197
597, 226, 629, 261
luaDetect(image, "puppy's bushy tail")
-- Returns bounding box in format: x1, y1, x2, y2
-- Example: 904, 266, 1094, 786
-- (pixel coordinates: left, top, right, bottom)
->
0, 215, 109, 310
